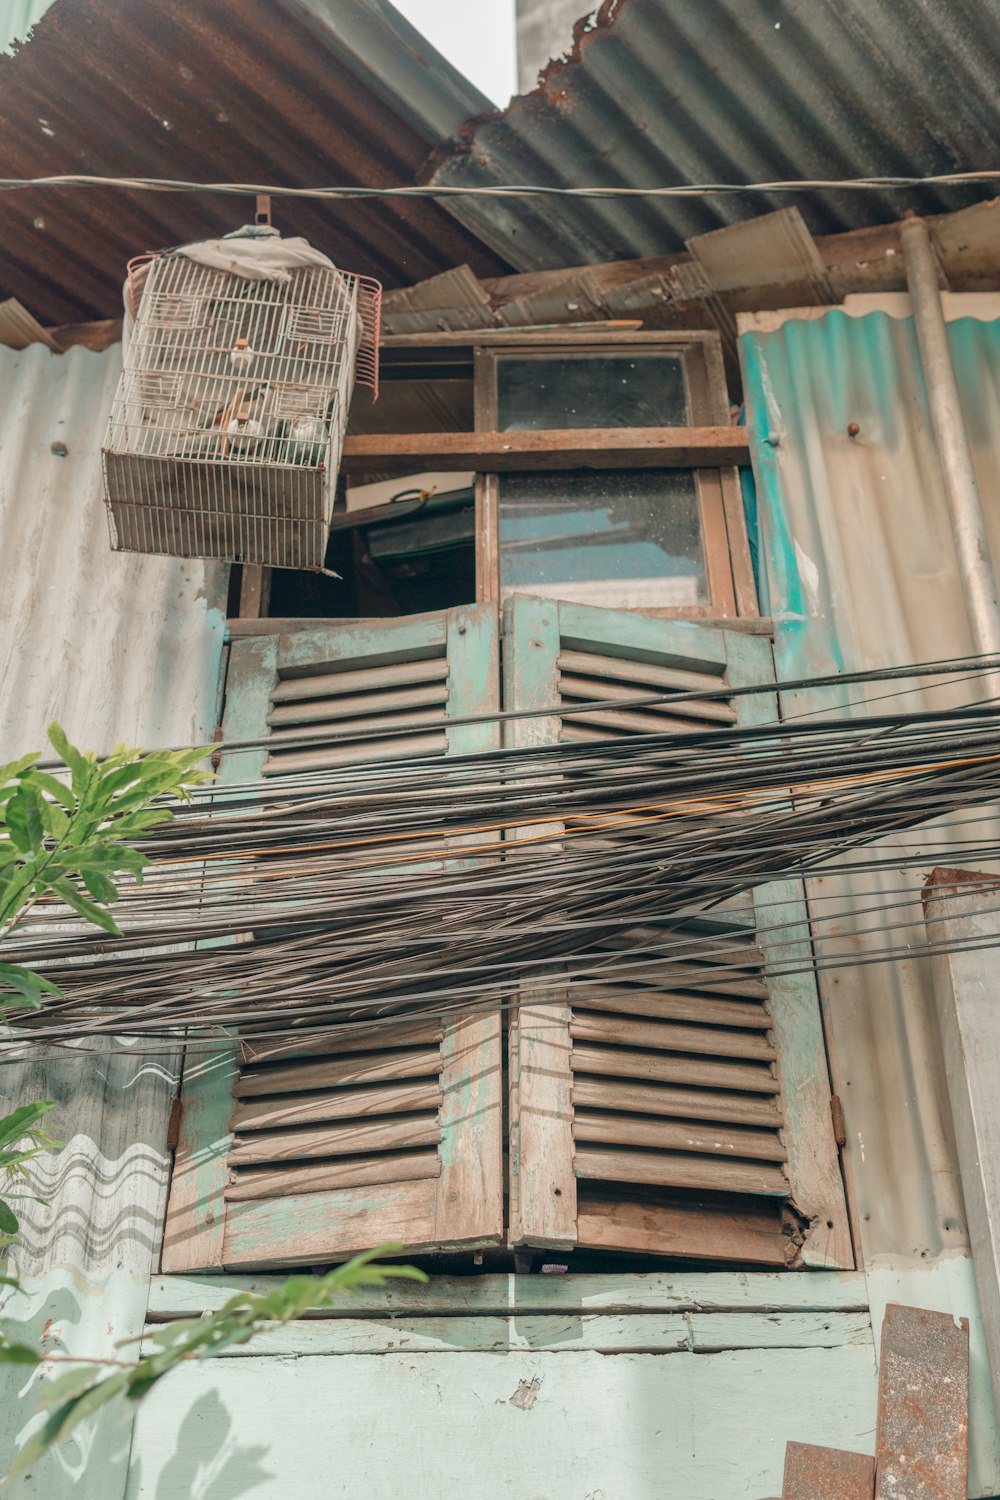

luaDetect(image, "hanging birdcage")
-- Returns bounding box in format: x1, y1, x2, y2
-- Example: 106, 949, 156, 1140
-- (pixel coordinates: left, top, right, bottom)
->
102, 232, 381, 570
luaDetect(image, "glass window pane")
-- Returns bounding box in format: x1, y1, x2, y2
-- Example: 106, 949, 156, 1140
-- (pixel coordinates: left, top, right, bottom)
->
497, 356, 689, 431
499, 470, 708, 610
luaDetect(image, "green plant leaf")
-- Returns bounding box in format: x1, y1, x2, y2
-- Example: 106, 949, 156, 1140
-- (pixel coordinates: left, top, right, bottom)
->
80, 869, 118, 905
0, 1204, 18, 1236
21, 770, 74, 812
0, 1102, 57, 1153
0, 754, 41, 786
51, 880, 122, 937
0, 1343, 40, 1366
46, 724, 89, 792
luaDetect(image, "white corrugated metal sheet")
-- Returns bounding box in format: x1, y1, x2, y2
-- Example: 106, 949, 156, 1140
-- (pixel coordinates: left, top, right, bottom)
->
0, 344, 226, 759
0, 344, 226, 1499
742, 304, 1000, 1493
1, 0, 54, 51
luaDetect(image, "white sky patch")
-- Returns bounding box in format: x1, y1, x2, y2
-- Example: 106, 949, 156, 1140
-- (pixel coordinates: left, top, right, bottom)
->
393, 0, 518, 107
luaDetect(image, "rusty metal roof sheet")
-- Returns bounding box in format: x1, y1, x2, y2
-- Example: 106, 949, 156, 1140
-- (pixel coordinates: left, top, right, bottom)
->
427, 0, 1000, 271
0, 0, 509, 326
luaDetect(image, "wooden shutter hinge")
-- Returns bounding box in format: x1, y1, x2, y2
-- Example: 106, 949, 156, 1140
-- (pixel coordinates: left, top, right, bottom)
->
166, 1096, 184, 1152
830, 1093, 847, 1148
210, 723, 224, 772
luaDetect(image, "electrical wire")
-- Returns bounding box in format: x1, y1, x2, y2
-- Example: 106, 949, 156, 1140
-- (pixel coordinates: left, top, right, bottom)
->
4, 171, 1000, 200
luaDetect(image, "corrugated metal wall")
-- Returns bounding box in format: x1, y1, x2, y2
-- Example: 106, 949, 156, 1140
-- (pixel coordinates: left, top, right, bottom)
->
0, 344, 225, 1499
742, 306, 1000, 1493
0, 344, 226, 757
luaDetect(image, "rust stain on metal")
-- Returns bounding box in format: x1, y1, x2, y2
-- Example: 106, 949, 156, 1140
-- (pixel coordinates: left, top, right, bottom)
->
782, 1440, 874, 1499
875, 1303, 969, 1499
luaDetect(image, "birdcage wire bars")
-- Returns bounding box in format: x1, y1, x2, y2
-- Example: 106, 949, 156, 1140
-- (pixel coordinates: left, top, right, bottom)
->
103, 253, 381, 570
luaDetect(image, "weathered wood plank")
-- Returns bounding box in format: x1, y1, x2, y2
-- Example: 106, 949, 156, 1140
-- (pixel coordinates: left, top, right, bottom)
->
569, 986, 771, 1028
124, 1345, 878, 1500
570, 1011, 777, 1061
573, 1109, 786, 1162
571, 1075, 783, 1128
341, 426, 750, 474
236, 1042, 442, 1092
148, 1269, 869, 1318
228, 1112, 441, 1164
225, 1151, 440, 1201
221, 1180, 439, 1268
783, 1441, 875, 1499
875, 1303, 969, 1499
231, 1078, 442, 1131
161, 1045, 238, 1273
576, 1194, 788, 1265
140, 1311, 873, 1358
575, 1144, 788, 1196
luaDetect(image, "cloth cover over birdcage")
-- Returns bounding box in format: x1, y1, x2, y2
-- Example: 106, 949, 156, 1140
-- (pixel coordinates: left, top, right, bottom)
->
102, 226, 381, 570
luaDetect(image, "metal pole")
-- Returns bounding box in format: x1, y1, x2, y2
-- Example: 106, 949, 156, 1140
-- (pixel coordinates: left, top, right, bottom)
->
902, 215, 1000, 662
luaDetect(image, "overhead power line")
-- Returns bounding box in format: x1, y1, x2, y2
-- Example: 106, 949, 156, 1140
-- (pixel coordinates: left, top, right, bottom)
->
2, 171, 1000, 200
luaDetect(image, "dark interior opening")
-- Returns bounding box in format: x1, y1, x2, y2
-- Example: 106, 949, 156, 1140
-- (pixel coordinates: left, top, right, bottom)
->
266, 347, 478, 620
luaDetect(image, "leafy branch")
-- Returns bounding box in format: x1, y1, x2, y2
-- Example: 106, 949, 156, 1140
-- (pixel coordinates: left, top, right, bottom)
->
1, 1247, 426, 1485
0, 1102, 61, 1246
0, 723, 212, 1016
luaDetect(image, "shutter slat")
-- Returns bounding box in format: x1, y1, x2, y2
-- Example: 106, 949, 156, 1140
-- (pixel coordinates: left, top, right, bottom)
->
571, 1042, 779, 1094
238, 1020, 442, 1065
570, 1011, 777, 1062
557, 671, 736, 725
264, 731, 448, 775
559, 704, 702, 737
226, 1150, 441, 1201
269, 707, 444, 741
557, 649, 727, 698
574, 1145, 789, 1196
230, 1113, 441, 1165
269, 682, 449, 726
235, 1045, 442, 1097
573, 1108, 787, 1162
272, 658, 449, 703
571, 1075, 784, 1128
231, 1079, 443, 1131
570, 985, 772, 1030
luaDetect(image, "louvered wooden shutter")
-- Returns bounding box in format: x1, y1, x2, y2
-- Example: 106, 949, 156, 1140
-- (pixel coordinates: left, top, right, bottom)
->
162, 605, 504, 1271
504, 595, 852, 1269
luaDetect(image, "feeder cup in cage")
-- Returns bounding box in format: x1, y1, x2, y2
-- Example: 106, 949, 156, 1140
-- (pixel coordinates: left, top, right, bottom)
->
102, 226, 381, 571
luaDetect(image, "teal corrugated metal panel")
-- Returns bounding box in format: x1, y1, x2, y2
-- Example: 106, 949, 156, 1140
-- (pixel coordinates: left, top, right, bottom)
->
741, 306, 1000, 1495
1, 0, 55, 51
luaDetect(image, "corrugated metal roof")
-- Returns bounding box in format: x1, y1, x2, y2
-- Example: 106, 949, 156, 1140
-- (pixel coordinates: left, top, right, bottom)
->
741, 305, 1000, 1489
1, 0, 55, 51
0, 0, 509, 326
0, 342, 226, 757
429, 0, 1000, 271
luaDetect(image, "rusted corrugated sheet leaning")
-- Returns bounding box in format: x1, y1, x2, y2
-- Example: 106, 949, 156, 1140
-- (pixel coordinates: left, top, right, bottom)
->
741, 302, 1000, 1495
426, 0, 1000, 270
0, 343, 227, 1500
0, 0, 509, 326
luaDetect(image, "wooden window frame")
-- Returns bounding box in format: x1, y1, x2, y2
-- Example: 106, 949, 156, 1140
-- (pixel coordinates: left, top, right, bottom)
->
473, 333, 753, 622
339, 330, 757, 625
